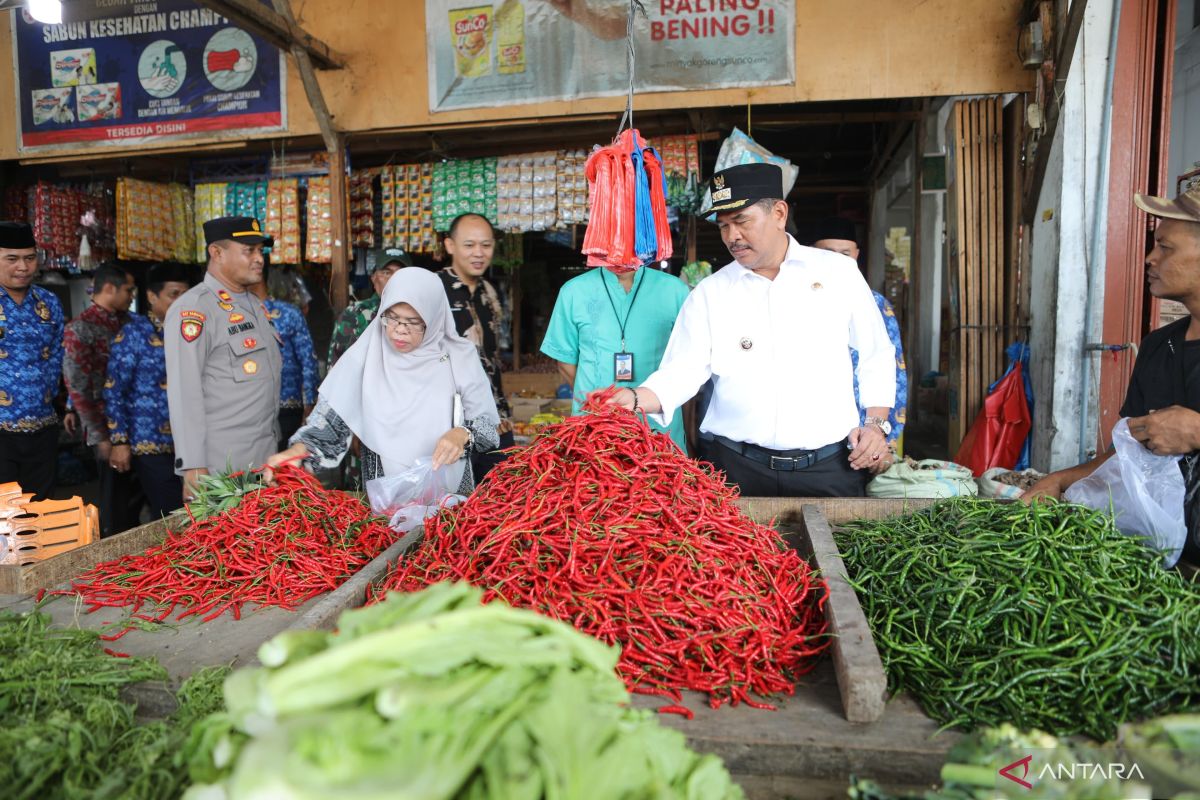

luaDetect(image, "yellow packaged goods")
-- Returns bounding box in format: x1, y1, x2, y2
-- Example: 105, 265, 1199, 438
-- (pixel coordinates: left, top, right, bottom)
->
495, 0, 525, 74
170, 184, 195, 263
193, 183, 228, 262
116, 178, 181, 262
305, 176, 333, 263
450, 5, 492, 78
265, 179, 300, 264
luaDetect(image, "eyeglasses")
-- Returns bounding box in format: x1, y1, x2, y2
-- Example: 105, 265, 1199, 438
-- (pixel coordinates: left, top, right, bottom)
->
381, 314, 425, 332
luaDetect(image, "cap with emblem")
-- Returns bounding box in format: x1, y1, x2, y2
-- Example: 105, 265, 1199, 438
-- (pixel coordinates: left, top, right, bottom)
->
203, 216, 269, 247
708, 163, 785, 213
1133, 183, 1200, 224
369, 246, 412, 273
0, 221, 36, 249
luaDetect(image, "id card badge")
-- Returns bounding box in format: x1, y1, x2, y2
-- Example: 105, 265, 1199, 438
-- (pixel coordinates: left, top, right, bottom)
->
614, 352, 634, 382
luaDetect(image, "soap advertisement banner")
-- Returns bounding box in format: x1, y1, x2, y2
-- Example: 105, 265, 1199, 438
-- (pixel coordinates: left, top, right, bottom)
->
427, 0, 794, 112
12, 0, 286, 152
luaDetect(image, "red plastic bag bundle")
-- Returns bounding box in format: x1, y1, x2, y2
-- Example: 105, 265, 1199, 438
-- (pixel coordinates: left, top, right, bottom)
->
954, 361, 1033, 476
582, 129, 672, 273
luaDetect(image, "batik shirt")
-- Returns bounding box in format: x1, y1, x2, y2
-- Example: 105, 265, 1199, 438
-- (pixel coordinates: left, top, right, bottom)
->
104, 314, 173, 455
438, 268, 511, 419
851, 292, 907, 443
64, 303, 128, 446
327, 294, 380, 368
264, 298, 319, 409
0, 285, 63, 433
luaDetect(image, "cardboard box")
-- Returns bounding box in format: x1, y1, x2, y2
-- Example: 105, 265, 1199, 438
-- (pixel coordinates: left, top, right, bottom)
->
503, 372, 561, 398
509, 397, 551, 422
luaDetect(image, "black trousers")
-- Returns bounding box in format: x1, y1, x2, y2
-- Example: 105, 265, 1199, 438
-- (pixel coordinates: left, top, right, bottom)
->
0, 427, 58, 500
278, 407, 305, 452
471, 430, 516, 484
133, 454, 183, 521
98, 445, 144, 537
700, 437, 869, 498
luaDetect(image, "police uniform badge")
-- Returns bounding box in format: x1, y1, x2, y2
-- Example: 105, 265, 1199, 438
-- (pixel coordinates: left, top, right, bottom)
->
218, 302, 234, 312
229, 312, 245, 323
242, 359, 258, 375
180, 310, 205, 343
243, 337, 257, 349
217, 289, 233, 302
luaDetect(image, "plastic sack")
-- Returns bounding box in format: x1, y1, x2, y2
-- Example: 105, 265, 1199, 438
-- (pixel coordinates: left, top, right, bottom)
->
976, 467, 1045, 500
1064, 418, 1187, 567
954, 345, 1033, 477
867, 459, 978, 499
701, 128, 798, 216
365, 457, 465, 533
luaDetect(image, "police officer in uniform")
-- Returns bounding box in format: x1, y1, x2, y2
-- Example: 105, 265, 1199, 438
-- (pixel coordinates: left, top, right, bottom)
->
164, 217, 282, 501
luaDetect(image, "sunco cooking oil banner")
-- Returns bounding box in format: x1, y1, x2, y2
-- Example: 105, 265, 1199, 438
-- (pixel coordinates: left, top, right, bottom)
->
427, 0, 794, 112
11, 0, 285, 152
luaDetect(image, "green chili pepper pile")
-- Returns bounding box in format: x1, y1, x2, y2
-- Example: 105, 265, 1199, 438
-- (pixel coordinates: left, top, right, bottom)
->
835, 499, 1200, 739
0, 610, 229, 800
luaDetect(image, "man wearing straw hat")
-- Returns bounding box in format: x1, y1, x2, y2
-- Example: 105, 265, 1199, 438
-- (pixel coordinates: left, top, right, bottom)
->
604, 163, 897, 497
1024, 184, 1200, 564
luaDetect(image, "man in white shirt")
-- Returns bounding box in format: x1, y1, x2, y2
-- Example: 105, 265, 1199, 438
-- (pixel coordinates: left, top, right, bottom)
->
604, 163, 896, 496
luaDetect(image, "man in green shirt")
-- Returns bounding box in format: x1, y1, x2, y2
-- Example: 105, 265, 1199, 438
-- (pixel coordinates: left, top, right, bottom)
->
541, 265, 690, 451
326, 247, 409, 367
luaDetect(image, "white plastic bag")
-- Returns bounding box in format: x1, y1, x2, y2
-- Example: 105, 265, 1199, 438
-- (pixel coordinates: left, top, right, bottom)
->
365, 457, 465, 533
700, 128, 799, 216
1064, 418, 1186, 566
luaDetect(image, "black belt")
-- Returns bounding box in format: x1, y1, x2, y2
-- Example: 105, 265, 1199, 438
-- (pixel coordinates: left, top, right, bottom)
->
710, 434, 846, 472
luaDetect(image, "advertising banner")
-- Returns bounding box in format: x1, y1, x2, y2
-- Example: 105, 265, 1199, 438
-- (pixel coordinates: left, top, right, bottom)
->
427, 0, 794, 112
12, 0, 286, 152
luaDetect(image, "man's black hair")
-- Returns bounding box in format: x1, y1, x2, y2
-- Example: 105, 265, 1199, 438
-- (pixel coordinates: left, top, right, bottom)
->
146, 262, 191, 295
447, 213, 496, 240
92, 263, 131, 295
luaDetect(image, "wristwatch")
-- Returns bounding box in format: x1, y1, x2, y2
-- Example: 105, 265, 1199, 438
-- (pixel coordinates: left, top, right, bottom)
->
865, 416, 893, 437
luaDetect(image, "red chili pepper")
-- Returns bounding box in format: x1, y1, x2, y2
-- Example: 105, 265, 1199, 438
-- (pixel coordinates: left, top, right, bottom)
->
373, 387, 829, 710
55, 466, 395, 627
103, 648, 130, 658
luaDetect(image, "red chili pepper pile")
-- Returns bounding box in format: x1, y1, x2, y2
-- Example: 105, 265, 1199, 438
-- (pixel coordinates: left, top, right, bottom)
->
375, 389, 830, 710
63, 466, 395, 633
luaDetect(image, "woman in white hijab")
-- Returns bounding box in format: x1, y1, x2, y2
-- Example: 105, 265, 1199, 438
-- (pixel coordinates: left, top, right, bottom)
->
266, 268, 500, 493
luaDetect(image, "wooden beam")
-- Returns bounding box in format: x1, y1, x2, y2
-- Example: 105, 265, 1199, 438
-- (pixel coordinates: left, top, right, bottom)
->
1021, 0, 1090, 222
328, 135, 350, 312
195, 0, 344, 70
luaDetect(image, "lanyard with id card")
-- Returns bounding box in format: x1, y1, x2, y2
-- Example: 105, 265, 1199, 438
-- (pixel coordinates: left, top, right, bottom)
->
600, 269, 645, 383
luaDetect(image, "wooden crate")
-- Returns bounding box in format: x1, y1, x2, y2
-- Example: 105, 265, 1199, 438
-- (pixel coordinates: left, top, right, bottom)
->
733, 497, 933, 724
0, 512, 183, 595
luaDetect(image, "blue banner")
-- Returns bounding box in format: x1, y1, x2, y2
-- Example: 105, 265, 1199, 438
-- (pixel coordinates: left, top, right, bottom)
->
12, 0, 286, 152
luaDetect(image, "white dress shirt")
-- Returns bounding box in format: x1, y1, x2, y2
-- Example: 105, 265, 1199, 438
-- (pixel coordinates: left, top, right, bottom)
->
642, 236, 896, 450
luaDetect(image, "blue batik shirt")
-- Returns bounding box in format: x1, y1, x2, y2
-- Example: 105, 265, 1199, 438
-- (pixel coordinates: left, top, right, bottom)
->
851, 292, 907, 442
264, 298, 319, 410
0, 285, 63, 433
104, 314, 173, 454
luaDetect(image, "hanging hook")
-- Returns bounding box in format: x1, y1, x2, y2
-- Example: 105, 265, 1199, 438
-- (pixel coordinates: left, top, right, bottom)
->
616, 0, 648, 138
746, 90, 755, 137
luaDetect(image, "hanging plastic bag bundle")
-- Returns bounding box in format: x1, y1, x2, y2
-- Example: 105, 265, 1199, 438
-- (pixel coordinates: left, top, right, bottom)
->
582, 129, 672, 273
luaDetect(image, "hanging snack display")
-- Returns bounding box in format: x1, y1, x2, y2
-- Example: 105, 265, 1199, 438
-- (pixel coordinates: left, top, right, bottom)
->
555, 149, 589, 227
226, 181, 268, 223
350, 168, 377, 248
581, 129, 673, 273
381, 164, 436, 253
497, 152, 557, 232
116, 178, 189, 262
265, 179, 301, 264
169, 184, 195, 263
305, 176, 333, 263
654, 134, 705, 215
433, 158, 498, 233
193, 183, 228, 262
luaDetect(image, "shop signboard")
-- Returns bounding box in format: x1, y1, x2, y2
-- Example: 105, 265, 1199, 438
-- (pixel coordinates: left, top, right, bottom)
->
427, 0, 794, 112
12, 0, 286, 152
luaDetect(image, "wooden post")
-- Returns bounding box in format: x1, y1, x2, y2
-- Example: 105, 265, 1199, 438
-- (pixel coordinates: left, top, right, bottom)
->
511, 266, 523, 371
329, 134, 349, 312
